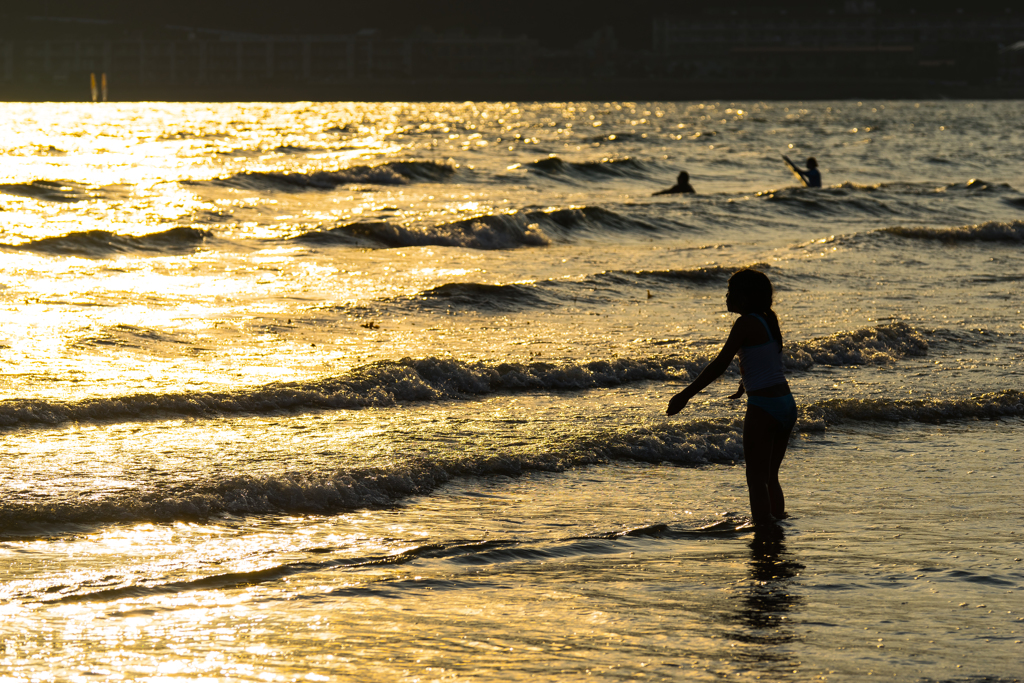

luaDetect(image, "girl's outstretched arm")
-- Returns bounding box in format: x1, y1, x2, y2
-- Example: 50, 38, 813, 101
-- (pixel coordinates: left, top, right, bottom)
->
666, 320, 747, 415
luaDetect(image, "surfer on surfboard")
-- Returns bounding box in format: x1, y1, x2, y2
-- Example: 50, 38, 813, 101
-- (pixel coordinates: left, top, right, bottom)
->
782, 156, 821, 188
666, 269, 796, 526
653, 170, 696, 195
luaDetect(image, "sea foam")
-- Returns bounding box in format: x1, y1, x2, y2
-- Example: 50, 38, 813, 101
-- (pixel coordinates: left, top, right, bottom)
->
0, 322, 931, 431
3, 389, 1019, 528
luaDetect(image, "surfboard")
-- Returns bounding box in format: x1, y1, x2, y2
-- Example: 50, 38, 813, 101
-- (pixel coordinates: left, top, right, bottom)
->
782, 155, 809, 187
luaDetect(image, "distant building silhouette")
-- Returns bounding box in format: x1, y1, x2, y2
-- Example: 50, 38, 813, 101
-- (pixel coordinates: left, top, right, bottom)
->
652, 13, 1024, 85
1, 10, 1022, 100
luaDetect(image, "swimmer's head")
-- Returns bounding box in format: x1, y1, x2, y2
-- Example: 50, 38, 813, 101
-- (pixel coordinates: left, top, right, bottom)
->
727, 269, 773, 314
806, 157, 818, 169
677, 171, 689, 183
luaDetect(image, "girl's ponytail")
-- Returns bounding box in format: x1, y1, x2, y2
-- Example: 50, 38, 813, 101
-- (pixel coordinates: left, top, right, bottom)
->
763, 308, 783, 352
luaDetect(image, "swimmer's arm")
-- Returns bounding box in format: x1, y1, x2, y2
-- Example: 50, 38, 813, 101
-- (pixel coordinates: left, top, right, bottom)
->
727, 382, 745, 400
666, 322, 746, 415
783, 155, 808, 181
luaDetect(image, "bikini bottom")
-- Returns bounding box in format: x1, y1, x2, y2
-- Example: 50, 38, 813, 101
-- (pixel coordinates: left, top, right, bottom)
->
747, 393, 797, 431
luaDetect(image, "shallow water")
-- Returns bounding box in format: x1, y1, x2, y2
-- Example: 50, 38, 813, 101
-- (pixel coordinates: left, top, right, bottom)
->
0, 100, 1022, 681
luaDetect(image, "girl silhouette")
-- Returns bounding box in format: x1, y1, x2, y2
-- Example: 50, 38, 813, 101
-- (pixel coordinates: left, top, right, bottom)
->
667, 269, 796, 525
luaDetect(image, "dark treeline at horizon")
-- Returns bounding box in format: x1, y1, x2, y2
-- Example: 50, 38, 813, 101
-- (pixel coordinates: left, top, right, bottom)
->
4, 0, 1022, 48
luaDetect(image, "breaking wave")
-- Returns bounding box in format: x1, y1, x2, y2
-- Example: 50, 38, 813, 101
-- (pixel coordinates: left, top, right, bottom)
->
295, 215, 551, 250
189, 160, 457, 191
3, 388, 1019, 529
881, 220, 1024, 242
783, 321, 928, 369
5, 227, 211, 257
0, 322, 929, 432
294, 205, 665, 250
0, 419, 744, 530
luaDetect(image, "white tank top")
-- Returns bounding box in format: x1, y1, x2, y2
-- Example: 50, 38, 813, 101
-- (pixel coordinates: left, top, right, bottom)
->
737, 314, 787, 391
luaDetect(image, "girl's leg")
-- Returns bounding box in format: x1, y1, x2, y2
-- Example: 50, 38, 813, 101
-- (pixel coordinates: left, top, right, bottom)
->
743, 406, 792, 523
767, 422, 792, 519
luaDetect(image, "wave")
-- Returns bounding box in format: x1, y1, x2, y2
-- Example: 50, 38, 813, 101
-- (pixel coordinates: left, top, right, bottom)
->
799, 219, 1024, 253
157, 130, 229, 141
526, 156, 656, 181
4, 388, 1020, 530
880, 220, 1024, 243
35, 520, 755, 603
944, 178, 1012, 192
0, 180, 92, 202
753, 185, 905, 219
800, 389, 1024, 431
295, 215, 551, 250
784, 321, 928, 369
584, 132, 646, 143
5, 144, 67, 157
5, 227, 211, 257
0, 419, 744, 529
827, 179, 1012, 194
189, 160, 456, 191
273, 144, 314, 153
416, 282, 556, 310
752, 179, 1018, 222
404, 264, 749, 311
0, 322, 929, 433
294, 205, 664, 250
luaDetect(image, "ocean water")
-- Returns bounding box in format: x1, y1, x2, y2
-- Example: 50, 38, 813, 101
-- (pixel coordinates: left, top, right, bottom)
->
0, 100, 1022, 681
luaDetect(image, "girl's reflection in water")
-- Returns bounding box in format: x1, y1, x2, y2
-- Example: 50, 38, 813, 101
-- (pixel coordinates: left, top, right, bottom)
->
731, 525, 805, 663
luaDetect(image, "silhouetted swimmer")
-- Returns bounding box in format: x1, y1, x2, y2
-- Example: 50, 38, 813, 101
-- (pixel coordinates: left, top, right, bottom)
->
666, 269, 796, 526
784, 156, 821, 188
653, 171, 695, 195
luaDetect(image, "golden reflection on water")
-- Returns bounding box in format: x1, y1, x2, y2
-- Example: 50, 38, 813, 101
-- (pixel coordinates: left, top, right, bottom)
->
1, 99, 1022, 680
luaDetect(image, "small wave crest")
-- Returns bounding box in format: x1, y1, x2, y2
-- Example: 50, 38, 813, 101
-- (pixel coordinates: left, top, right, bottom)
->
0, 180, 92, 202
190, 160, 457, 191
527, 156, 655, 181
620, 265, 740, 284
881, 220, 1024, 243
73, 324, 191, 351
584, 132, 645, 143
6, 227, 211, 257
296, 215, 552, 250
417, 282, 554, 310
801, 390, 1024, 430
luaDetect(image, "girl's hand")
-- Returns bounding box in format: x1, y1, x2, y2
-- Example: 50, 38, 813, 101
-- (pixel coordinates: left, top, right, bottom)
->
667, 392, 689, 416
727, 382, 745, 400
